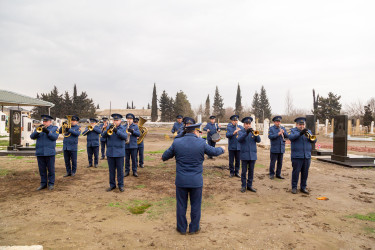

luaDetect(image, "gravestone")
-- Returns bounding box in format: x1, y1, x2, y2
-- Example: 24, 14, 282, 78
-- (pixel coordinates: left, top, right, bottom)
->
355, 119, 360, 135
325, 119, 328, 135
9, 109, 22, 148
0, 111, 7, 136
318, 115, 375, 167
21, 115, 34, 146
331, 118, 334, 134
197, 114, 202, 124
371, 121, 374, 134
261, 118, 270, 146
348, 120, 352, 136
316, 119, 319, 135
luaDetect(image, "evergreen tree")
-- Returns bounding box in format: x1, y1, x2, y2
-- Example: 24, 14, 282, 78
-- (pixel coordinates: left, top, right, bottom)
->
174, 91, 194, 118
212, 86, 225, 120
259, 86, 272, 120
71, 84, 78, 113
313, 92, 342, 121
204, 94, 210, 120
96, 104, 100, 109
147, 103, 151, 109
159, 90, 170, 122
234, 83, 243, 117
63, 91, 73, 116
151, 83, 158, 122
131, 101, 135, 109
363, 104, 372, 127
167, 97, 175, 121
126, 102, 130, 109
251, 91, 261, 119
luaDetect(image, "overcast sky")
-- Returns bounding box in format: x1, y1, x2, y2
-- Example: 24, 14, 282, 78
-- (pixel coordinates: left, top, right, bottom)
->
0, 0, 374, 115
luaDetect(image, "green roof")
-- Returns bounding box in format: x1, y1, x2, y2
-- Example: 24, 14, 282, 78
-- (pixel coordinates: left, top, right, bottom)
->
0, 90, 54, 107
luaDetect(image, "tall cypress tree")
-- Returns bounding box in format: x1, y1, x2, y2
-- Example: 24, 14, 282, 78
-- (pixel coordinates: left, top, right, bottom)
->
234, 83, 243, 117
159, 90, 170, 122
151, 83, 158, 122
174, 91, 194, 118
259, 86, 272, 120
204, 94, 210, 120
363, 104, 373, 127
126, 102, 130, 109
212, 86, 225, 120
251, 91, 261, 119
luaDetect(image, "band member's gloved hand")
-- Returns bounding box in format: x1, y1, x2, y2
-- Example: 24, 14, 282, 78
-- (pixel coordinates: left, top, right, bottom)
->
300, 128, 308, 135
113, 127, 118, 133
65, 128, 70, 133
128, 128, 134, 134
42, 127, 49, 134
246, 128, 252, 134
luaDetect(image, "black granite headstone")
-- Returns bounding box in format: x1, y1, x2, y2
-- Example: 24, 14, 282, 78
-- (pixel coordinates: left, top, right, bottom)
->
331, 115, 348, 162
9, 110, 21, 147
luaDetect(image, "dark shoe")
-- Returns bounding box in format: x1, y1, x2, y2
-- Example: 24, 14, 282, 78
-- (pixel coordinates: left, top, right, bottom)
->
124, 172, 130, 177
87, 165, 93, 168
230, 173, 234, 178
119, 187, 125, 192
241, 187, 246, 193
71, 173, 76, 176
291, 188, 297, 194
106, 187, 116, 192
247, 186, 257, 192
48, 185, 54, 190
94, 165, 98, 168
300, 188, 309, 194
139, 164, 144, 168
235, 173, 241, 178
189, 228, 201, 235
270, 175, 274, 180
276, 175, 285, 179
63, 173, 71, 177
176, 228, 186, 235
133, 172, 138, 177
36, 185, 47, 191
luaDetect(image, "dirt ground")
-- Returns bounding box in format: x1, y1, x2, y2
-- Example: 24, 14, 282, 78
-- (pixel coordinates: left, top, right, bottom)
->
1, 127, 375, 249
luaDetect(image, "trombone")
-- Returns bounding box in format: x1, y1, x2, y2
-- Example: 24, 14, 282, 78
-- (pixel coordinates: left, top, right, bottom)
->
36, 125, 44, 133
305, 131, 317, 142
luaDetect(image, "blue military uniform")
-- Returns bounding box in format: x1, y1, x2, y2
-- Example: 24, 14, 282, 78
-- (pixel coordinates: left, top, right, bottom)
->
289, 117, 317, 194
125, 113, 141, 176
203, 115, 220, 159
30, 115, 59, 190
162, 123, 224, 234
226, 115, 243, 177
171, 115, 184, 134
174, 117, 196, 139
102, 113, 128, 192
268, 116, 289, 179
134, 118, 145, 168
237, 117, 261, 192
82, 118, 101, 168
99, 117, 109, 159
59, 115, 81, 176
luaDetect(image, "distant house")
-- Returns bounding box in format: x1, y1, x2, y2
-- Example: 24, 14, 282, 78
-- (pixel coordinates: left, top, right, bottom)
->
95, 109, 161, 122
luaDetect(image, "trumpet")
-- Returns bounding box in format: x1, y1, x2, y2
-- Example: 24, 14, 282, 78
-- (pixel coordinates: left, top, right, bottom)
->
36, 125, 44, 133
305, 131, 317, 142
107, 124, 117, 136
82, 125, 95, 136
252, 130, 260, 136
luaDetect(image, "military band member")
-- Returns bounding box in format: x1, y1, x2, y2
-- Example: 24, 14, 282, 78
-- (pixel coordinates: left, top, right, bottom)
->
289, 117, 317, 194
59, 115, 81, 177
125, 113, 141, 177
171, 115, 184, 135
82, 118, 101, 168
162, 122, 225, 235
175, 117, 196, 139
102, 113, 128, 192
268, 116, 288, 179
238, 117, 261, 193
225, 115, 242, 177
99, 117, 109, 160
203, 115, 221, 159
30, 115, 59, 190
134, 117, 144, 168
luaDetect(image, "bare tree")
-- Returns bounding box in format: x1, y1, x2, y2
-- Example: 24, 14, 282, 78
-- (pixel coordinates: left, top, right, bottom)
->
368, 97, 375, 116
284, 90, 294, 115
343, 99, 364, 119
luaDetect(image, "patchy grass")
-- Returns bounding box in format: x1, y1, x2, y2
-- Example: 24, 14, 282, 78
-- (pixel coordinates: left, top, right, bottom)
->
126, 200, 152, 214
255, 163, 265, 168
0, 140, 9, 146
144, 155, 154, 161
145, 150, 165, 154
147, 197, 176, 219
348, 212, 375, 222
364, 227, 375, 233
25, 160, 35, 163
99, 161, 108, 169
108, 202, 123, 208
0, 169, 10, 176
7, 155, 24, 160
134, 184, 146, 189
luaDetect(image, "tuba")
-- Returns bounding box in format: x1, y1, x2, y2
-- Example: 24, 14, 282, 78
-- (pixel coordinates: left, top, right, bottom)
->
137, 117, 148, 144
62, 115, 72, 138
